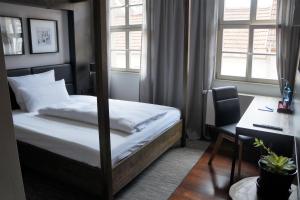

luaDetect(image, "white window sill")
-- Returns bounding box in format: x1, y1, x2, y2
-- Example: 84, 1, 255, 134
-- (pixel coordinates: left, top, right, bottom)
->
110, 69, 140, 74
213, 79, 281, 97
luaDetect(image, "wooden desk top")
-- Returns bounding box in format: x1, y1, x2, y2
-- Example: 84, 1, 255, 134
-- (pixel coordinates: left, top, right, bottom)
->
237, 96, 300, 139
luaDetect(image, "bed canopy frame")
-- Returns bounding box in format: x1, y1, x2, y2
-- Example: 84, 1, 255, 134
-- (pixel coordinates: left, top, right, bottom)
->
1, 1, 186, 200
0, 0, 113, 199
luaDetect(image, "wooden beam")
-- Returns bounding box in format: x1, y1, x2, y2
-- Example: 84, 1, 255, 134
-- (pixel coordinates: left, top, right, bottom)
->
0, 26, 26, 200
0, 0, 87, 8
182, 0, 189, 147
93, 0, 113, 199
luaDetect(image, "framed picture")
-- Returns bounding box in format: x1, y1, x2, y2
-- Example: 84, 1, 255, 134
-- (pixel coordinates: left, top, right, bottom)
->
0, 16, 24, 56
28, 18, 59, 54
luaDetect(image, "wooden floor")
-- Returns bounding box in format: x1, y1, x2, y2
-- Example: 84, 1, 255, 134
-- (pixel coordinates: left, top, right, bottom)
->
168, 144, 259, 200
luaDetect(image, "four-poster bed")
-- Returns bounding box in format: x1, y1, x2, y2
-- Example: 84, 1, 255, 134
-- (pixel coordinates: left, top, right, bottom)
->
2, 0, 186, 199
7, 64, 182, 195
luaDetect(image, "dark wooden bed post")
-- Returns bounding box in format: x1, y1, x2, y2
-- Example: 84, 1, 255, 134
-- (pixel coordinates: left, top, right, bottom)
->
93, 0, 113, 199
181, 0, 189, 148
0, 23, 26, 200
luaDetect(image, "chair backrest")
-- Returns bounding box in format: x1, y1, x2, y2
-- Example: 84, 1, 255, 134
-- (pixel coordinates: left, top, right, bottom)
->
212, 86, 241, 127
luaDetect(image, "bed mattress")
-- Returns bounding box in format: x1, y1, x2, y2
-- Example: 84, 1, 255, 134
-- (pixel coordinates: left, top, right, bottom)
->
12, 98, 181, 167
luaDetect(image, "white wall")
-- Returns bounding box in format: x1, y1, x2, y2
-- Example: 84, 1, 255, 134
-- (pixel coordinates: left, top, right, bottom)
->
109, 71, 271, 126
0, 54, 25, 199
110, 71, 140, 101
109, 71, 277, 124
0, 2, 70, 69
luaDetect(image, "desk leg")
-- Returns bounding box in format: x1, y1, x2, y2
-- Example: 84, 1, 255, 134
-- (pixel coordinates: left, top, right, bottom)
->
230, 133, 239, 185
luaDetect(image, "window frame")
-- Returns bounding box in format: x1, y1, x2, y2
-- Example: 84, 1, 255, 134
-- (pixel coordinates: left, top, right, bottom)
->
109, 0, 143, 73
216, 0, 278, 84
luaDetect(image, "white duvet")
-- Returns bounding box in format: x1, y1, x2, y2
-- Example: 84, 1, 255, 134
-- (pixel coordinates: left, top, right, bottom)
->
38, 96, 167, 134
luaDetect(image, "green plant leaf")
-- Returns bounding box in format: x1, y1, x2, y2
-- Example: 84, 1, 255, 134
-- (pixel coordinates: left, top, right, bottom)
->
255, 138, 296, 175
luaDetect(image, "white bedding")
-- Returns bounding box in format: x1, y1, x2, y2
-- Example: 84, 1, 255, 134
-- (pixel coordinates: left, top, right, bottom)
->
39, 96, 167, 134
13, 96, 181, 167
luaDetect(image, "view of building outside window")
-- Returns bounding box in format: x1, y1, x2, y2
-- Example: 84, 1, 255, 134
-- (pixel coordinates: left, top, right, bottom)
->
109, 0, 143, 71
109, 0, 278, 81
219, 0, 278, 82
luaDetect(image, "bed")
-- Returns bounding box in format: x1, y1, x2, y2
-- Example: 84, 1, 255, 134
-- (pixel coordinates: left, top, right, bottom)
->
7, 64, 184, 195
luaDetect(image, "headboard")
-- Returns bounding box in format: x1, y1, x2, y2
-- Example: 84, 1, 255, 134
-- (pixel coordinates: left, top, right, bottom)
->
7, 64, 76, 110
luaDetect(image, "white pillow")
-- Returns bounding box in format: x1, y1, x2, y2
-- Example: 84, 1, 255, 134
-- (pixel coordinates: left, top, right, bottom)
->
8, 70, 55, 110
18, 79, 70, 112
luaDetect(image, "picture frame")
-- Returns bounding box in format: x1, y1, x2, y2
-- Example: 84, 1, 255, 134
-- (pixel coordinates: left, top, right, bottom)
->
0, 16, 24, 56
28, 18, 59, 54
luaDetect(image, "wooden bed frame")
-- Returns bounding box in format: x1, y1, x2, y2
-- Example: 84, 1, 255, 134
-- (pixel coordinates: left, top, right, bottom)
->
8, 64, 184, 196
17, 120, 182, 195
112, 121, 182, 194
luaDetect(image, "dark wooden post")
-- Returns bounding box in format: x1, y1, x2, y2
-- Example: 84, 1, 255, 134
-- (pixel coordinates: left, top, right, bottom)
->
93, 0, 113, 199
182, 0, 189, 147
0, 28, 26, 200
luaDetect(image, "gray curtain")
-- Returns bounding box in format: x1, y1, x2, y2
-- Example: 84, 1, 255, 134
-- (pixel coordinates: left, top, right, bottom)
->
185, 0, 218, 139
277, 0, 300, 92
139, 0, 187, 111
140, 0, 219, 138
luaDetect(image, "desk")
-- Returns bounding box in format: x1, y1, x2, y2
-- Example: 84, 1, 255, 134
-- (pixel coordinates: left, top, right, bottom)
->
237, 96, 295, 138
230, 96, 300, 185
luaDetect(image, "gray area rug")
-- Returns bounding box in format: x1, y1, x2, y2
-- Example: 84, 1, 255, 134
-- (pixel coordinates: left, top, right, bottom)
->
23, 140, 209, 200
115, 140, 209, 200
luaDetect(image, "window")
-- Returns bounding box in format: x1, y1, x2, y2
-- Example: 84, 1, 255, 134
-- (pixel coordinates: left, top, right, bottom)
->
217, 0, 278, 84
109, 0, 143, 72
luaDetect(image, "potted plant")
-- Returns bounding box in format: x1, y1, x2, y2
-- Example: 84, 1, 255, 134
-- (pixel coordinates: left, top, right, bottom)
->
253, 138, 297, 199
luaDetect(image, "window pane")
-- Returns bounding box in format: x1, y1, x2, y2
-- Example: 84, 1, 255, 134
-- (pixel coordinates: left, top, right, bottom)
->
221, 53, 247, 77
129, 0, 142, 5
110, 0, 125, 7
129, 51, 141, 69
253, 29, 276, 54
111, 51, 126, 68
129, 5, 143, 25
224, 0, 251, 21
110, 32, 126, 50
256, 0, 277, 20
222, 29, 249, 53
129, 31, 142, 50
252, 55, 277, 80
110, 7, 125, 26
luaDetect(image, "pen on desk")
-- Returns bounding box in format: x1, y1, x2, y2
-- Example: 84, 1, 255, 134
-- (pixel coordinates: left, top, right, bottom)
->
265, 106, 274, 111
258, 108, 274, 112
253, 123, 283, 131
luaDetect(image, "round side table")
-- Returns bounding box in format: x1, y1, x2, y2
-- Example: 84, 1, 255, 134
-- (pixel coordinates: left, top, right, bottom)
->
229, 176, 297, 200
